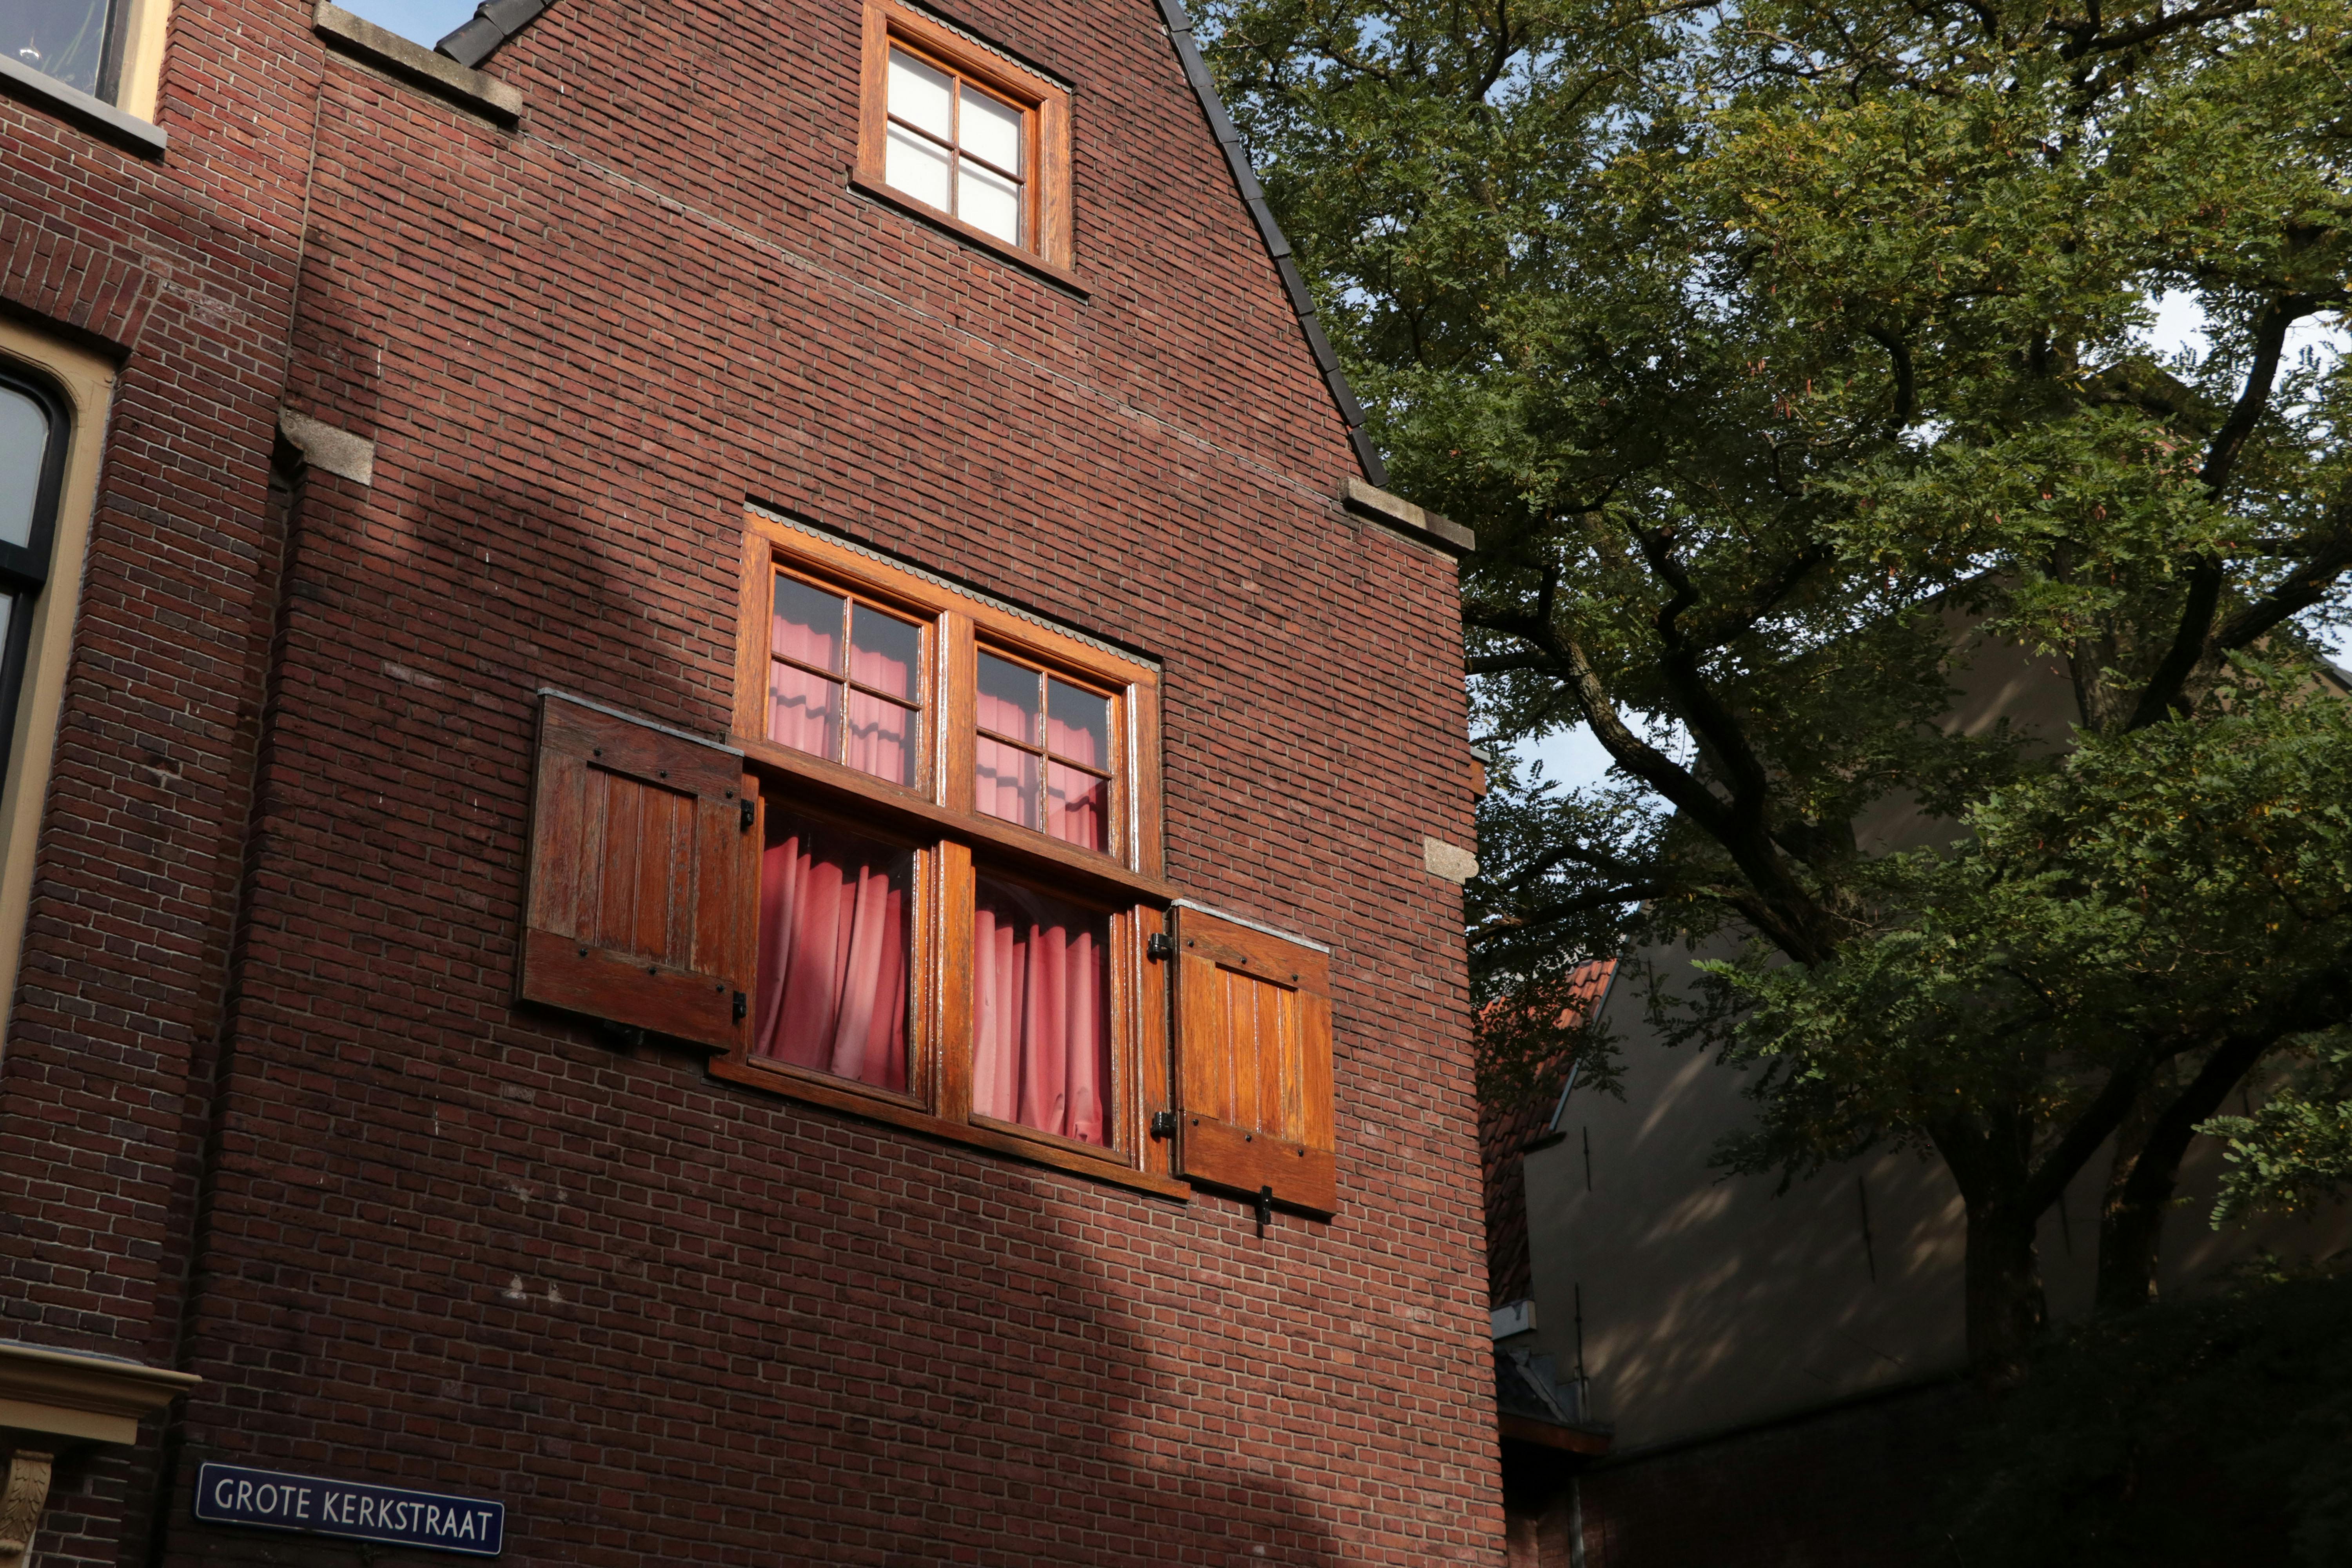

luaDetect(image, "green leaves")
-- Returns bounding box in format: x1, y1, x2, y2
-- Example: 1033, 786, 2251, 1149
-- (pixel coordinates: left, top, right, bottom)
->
1213, 0, 2352, 1362
1705, 676, 2352, 1187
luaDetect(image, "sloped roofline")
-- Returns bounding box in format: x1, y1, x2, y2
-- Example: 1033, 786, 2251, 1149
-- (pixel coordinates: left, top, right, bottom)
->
1151, 0, 1386, 485
433, 0, 1387, 486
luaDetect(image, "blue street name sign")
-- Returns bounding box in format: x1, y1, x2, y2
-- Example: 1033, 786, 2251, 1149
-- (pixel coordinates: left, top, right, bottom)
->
192, 1462, 505, 1557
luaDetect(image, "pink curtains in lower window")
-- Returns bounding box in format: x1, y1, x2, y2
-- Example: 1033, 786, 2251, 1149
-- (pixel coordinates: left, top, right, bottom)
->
753, 811, 911, 1092
972, 877, 1111, 1145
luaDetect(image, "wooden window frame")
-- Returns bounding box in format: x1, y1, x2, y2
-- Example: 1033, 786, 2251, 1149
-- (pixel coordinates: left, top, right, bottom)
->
853, 0, 1076, 283
767, 561, 934, 794
971, 644, 1122, 855
720, 513, 1178, 1196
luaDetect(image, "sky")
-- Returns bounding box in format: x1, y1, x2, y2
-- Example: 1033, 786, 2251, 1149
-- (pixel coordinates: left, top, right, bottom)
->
341, 0, 475, 45
1505, 292, 2352, 792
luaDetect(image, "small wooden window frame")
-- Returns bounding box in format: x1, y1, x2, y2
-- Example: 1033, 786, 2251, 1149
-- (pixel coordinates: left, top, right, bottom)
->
766, 561, 935, 795
854, 0, 1076, 281
971, 644, 1123, 856
722, 513, 1177, 1196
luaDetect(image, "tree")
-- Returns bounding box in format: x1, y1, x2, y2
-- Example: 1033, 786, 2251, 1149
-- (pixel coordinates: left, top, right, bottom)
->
1202, 0, 2352, 1383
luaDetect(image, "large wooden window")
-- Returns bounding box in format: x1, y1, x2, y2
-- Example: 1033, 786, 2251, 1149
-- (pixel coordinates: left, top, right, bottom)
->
515, 516, 1343, 1212
855, 0, 1074, 278
724, 514, 1173, 1188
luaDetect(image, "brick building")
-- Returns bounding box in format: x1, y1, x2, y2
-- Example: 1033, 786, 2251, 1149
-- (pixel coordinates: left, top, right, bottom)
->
0, 0, 1502, 1560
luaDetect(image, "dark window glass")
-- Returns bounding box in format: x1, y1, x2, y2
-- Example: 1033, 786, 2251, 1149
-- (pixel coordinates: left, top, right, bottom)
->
0, 367, 68, 787
0, 0, 118, 97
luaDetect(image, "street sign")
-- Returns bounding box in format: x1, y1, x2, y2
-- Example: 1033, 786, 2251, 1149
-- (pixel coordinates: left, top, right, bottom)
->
192, 1462, 504, 1557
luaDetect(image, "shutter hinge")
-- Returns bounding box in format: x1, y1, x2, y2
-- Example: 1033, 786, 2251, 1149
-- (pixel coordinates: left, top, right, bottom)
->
1146, 931, 1174, 961
733, 990, 748, 1023
739, 798, 756, 831
1254, 1184, 1274, 1238
1150, 1110, 1178, 1140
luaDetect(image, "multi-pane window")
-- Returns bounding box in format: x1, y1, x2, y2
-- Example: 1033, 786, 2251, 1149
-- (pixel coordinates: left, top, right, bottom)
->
884, 47, 1026, 247
767, 572, 925, 788
974, 652, 1113, 851
514, 516, 1340, 1210
856, 0, 1074, 274
714, 515, 1166, 1169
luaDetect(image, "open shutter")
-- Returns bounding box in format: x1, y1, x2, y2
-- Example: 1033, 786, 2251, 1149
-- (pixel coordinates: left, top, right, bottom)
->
517, 692, 758, 1049
1172, 905, 1336, 1214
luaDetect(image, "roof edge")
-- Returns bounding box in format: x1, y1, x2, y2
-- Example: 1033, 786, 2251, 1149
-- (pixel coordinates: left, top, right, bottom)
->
1153, 0, 1387, 488
437, 0, 554, 68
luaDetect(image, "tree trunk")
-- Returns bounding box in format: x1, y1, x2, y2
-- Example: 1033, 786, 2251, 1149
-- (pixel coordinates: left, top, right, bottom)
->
2096, 1035, 2274, 1314
1964, 1201, 2047, 1391
2095, 1074, 2167, 1312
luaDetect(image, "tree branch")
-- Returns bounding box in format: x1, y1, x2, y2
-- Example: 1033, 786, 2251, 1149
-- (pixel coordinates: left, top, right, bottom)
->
2018, 1052, 2156, 1217
1864, 324, 1917, 426
2127, 294, 2310, 729
2051, 0, 2265, 60
2212, 500, 2352, 655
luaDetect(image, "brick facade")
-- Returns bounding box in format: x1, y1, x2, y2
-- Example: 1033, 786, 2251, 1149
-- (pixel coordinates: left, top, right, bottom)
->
0, 0, 1500, 1562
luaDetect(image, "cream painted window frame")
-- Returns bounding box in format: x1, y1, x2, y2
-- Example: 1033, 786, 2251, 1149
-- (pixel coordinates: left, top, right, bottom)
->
0, 323, 114, 1047
110, 0, 172, 122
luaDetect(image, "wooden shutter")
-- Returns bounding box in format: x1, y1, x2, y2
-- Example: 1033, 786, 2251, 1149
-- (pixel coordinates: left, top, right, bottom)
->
517, 693, 758, 1049
1172, 905, 1337, 1214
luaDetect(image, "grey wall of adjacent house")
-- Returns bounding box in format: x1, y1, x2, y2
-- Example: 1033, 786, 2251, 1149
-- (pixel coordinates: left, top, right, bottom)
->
1506, 629, 2352, 1454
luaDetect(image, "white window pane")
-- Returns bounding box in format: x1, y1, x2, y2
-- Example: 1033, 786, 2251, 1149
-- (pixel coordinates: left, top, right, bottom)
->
959, 162, 1021, 243
887, 48, 953, 140
960, 84, 1022, 174
0, 386, 51, 550
885, 124, 953, 212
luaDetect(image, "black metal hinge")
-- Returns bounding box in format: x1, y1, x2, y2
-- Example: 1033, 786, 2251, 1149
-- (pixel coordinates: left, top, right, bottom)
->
733, 990, 748, 1023
1150, 1110, 1178, 1140
739, 798, 756, 831
1146, 931, 1174, 961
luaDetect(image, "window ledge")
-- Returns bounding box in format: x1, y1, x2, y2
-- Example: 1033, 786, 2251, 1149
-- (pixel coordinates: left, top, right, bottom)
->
314, 1, 522, 127
708, 1055, 1192, 1201
0, 52, 165, 156
848, 172, 1089, 298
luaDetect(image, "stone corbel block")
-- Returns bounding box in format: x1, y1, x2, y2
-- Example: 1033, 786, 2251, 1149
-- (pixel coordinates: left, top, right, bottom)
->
279, 408, 376, 486
0, 1341, 198, 1567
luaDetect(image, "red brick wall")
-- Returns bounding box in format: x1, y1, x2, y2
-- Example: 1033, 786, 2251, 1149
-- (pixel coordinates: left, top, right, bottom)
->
1, 0, 1502, 1562
0, 0, 330, 1558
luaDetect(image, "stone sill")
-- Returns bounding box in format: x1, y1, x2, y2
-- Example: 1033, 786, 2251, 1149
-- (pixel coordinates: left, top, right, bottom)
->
314, 2, 522, 127
0, 53, 166, 156
1341, 476, 1476, 557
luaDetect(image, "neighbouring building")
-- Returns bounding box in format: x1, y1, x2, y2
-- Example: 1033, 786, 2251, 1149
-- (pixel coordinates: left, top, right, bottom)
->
1487, 637, 2352, 1567
0, 0, 1507, 1560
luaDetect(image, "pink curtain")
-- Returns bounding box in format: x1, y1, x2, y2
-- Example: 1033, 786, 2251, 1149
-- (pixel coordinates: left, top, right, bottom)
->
845, 691, 914, 784
1044, 763, 1104, 849
972, 877, 1111, 1145
754, 811, 910, 1092
844, 606, 918, 785
769, 579, 844, 758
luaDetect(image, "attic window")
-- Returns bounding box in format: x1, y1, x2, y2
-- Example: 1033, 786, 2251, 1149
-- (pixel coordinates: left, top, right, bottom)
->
856, 0, 1073, 276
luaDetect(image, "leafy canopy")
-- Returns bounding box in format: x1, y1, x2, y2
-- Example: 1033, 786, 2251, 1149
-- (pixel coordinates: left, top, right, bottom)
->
1205, 0, 2352, 1370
